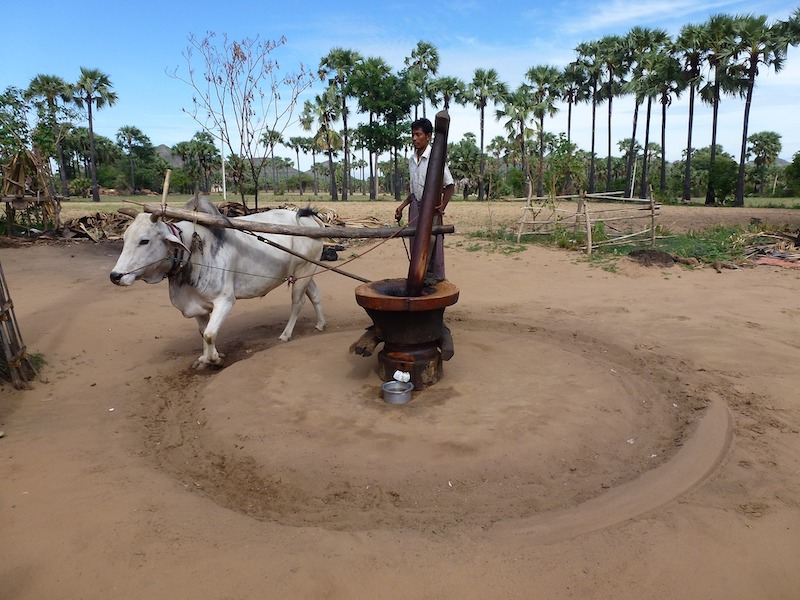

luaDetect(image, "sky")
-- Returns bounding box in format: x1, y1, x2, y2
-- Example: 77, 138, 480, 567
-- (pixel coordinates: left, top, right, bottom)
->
4, 0, 798, 165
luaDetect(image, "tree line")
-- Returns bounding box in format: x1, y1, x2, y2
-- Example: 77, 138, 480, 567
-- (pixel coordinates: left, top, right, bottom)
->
2, 10, 799, 207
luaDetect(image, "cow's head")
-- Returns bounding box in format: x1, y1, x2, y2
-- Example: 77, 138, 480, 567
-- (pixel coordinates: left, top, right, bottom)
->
110, 214, 189, 286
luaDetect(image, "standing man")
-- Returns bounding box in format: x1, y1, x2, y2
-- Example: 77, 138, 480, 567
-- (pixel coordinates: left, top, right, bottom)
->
395, 118, 455, 282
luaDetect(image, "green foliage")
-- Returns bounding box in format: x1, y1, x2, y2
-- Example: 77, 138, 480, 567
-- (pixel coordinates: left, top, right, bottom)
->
785, 151, 800, 196
0, 87, 30, 160
469, 218, 791, 268
544, 134, 586, 196
655, 225, 761, 263
448, 134, 481, 197
462, 228, 529, 255
69, 178, 91, 197
689, 146, 738, 204
504, 168, 527, 198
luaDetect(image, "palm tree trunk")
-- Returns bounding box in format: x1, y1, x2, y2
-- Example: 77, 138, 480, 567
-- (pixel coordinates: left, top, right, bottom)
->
56, 142, 69, 197
295, 148, 303, 195
271, 149, 277, 192
639, 97, 653, 198
520, 124, 531, 200
312, 151, 319, 195
606, 95, 613, 192
589, 85, 598, 193
128, 153, 136, 194
734, 74, 756, 207
682, 82, 696, 202
625, 100, 641, 197
327, 150, 337, 201
342, 95, 349, 201
478, 105, 486, 201
705, 76, 721, 206
566, 100, 573, 143
87, 103, 100, 202
537, 116, 544, 198
369, 150, 376, 200
659, 96, 668, 192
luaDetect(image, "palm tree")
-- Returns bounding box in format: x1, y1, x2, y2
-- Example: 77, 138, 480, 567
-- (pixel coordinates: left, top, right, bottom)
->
561, 62, 591, 145
349, 56, 392, 200
731, 14, 788, 206
486, 135, 508, 197
465, 68, 509, 201
404, 41, 440, 119
428, 76, 465, 111
675, 23, 707, 202
635, 56, 660, 199
623, 27, 669, 197
699, 14, 738, 205
319, 48, 363, 201
525, 65, 562, 198
72, 67, 117, 202
24, 74, 74, 197
574, 40, 603, 192
301, 87, 341, 200
597, 34, 630, 191
496, 86, 534, 199
287, 136, 306, 195
261, 129, 283, 192
172, 140, 204, 193
746, 131, 782, 193
116, 125, 147, 193
651, 48, 686, 192
191, 131, 220, 193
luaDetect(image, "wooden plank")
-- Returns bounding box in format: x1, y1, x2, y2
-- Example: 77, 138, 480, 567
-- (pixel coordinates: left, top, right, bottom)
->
140, 203, 455, 240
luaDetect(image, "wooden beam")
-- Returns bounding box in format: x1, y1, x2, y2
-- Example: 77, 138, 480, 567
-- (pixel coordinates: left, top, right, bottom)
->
138, 203, 455, 240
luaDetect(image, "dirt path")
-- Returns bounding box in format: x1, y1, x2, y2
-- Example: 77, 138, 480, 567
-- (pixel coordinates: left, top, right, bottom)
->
2, 204, 800, 599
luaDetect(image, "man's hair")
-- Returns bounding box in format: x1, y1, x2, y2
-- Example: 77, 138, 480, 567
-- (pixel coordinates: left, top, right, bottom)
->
411, 118, 433, 135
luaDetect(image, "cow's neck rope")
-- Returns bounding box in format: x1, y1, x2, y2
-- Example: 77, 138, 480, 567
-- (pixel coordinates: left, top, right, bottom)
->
165, 222, 189, 277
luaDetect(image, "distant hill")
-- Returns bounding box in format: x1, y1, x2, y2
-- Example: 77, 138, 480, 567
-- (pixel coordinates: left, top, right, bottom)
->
155, 144, 182, 168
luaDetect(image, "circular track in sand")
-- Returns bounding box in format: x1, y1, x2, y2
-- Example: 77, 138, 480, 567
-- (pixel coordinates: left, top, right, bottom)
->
147, 321, 730, 538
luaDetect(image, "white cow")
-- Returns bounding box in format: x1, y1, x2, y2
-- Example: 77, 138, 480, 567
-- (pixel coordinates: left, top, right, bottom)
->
110, 197, 326, 369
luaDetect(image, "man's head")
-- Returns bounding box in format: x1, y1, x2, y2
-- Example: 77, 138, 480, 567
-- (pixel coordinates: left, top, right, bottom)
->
411, 118, 433, 154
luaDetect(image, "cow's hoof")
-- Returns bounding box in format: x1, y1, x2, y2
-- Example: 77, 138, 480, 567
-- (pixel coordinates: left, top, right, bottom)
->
192, 357, 223, 370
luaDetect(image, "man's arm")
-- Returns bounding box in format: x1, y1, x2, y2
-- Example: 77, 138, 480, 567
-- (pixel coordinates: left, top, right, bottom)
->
438, 184, 454, 213
395, 194, 414, 221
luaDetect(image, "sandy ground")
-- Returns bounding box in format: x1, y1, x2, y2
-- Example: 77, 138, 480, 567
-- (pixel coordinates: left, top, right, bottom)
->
2, 201, 800, 599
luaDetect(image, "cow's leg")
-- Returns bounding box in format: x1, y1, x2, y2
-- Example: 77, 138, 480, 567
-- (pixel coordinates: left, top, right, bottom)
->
278, 278, 312, 342
192, 301, 234, 369
305, 278, 326, 332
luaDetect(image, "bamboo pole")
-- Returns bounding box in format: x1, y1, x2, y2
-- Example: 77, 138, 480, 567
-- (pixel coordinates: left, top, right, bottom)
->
574, 191, 585, 234
583, 201, 592, 255
139, 203, 455, 240
649, 186, 656, 248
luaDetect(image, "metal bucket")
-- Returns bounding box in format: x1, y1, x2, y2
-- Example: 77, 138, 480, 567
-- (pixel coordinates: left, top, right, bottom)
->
381, 380, 414, 404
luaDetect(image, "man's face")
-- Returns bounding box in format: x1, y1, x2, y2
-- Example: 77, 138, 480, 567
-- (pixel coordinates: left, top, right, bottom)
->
411, 128, 431, 152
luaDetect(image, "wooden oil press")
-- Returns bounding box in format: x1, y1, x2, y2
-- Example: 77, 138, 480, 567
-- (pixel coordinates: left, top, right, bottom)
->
353, 110, 459, 390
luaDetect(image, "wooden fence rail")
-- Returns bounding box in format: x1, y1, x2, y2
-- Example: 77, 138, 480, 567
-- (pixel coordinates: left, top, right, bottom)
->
516, 190, 660, 254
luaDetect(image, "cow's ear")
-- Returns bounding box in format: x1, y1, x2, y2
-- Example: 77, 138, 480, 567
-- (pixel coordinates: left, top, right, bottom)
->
163, 228, 190, 254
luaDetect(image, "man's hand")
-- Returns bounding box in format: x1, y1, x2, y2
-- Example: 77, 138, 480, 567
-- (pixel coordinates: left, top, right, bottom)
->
394, 207, 403, 222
